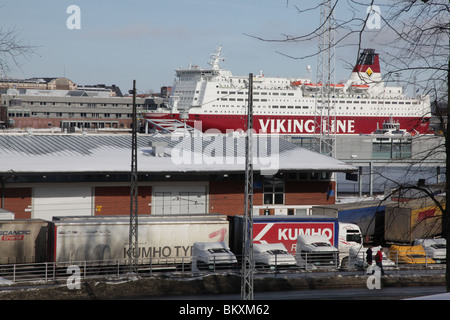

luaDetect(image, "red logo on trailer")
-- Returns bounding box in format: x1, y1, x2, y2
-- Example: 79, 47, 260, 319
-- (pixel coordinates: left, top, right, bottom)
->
253, 222, 336, 254
1, 235, 24, 241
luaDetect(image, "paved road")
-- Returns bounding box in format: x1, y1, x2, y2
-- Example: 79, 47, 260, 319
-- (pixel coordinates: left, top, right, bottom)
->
151, 286, 448, 300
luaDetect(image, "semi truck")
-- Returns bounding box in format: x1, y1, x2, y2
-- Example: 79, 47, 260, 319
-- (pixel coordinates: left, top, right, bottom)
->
0, 214, 361, 270
253, 243, 297, 270
231, 215, 362, 269
295, 234, 339, 268
311, 200, 386, 245
414, 238, 446, 263
192, 241, 237, 271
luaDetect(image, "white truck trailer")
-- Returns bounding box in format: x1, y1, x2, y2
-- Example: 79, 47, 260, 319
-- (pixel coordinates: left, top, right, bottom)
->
231, 216, 362, 269
0, 219, 48, 264
49, 215, 230, 265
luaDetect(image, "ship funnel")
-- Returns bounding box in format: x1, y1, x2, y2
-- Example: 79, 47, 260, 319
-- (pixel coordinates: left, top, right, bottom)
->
348, 48, 382, 86
353, 49, 380, 77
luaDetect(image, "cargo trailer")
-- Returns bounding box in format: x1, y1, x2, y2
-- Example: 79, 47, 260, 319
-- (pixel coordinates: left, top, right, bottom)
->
0, 219, 48, 264
48, 215, 230, 265
384, 197, 444, 244
231, 215, 339, 256
231, 215, 362, 269
312, 200, 386, 245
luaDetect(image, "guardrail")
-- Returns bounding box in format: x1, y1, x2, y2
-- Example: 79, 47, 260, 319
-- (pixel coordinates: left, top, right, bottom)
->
0, 253, 339, 285
0, 250, 445, 285
348, 249, 446, 271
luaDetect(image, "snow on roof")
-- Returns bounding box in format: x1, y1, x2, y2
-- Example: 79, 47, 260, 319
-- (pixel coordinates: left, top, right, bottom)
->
0, 132, 356, 174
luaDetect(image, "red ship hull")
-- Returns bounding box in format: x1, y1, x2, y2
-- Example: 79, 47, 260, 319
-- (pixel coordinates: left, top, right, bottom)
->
144, 113, 430, 135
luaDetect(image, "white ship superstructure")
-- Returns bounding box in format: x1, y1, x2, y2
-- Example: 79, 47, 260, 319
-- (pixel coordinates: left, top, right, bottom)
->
144, 47, 431, 135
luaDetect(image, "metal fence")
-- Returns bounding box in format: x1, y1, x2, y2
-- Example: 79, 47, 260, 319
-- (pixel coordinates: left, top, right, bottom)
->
348, 249, 446, 271
0, 250, 445, 285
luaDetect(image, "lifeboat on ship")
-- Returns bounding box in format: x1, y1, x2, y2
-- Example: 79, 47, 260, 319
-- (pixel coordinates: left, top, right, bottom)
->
290, 80, 302, 86
328, 83, 345, 90
303, 82, 322, 90
351, 84, 370, 91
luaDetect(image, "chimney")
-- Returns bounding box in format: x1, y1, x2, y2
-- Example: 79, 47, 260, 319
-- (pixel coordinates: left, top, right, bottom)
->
149, 140, 167, 157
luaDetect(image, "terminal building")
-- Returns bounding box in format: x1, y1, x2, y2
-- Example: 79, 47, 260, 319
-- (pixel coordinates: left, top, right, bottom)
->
0, 132, 355, 221
0, 77, 159, 130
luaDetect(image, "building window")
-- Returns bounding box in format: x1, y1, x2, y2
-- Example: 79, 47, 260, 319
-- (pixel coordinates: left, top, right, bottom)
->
263, 175, 284, 204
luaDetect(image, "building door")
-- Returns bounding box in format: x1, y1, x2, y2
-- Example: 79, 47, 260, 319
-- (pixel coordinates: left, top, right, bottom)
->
33, 186, 93, 220
153, 192, 173, 215
153, 185, 207, 215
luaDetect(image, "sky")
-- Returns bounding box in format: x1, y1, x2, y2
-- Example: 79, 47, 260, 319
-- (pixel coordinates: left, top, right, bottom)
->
0, 0, 412, 95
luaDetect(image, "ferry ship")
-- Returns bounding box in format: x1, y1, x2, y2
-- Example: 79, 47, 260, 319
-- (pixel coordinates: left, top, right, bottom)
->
143, 47, 431, 135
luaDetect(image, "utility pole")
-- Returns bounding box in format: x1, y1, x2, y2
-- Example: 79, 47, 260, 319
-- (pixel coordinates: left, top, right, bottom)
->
241, 73, 254, 300
129, 79, 139, 272
314, 0, 337, 158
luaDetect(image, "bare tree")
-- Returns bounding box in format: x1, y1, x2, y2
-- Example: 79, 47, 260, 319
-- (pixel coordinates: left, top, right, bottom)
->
0, 27, 35, 78
249, 0, 449, 290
